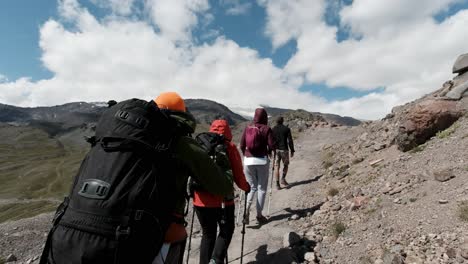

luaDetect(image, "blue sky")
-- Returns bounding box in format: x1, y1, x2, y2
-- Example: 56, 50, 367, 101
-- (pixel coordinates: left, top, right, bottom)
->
0, 0, 372, 101
0, 1, 56, 81
1, 0, 467, 119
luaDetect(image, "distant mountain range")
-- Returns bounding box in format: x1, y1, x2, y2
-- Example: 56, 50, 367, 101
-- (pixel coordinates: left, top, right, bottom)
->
0, 100, 361, 138
261, 105, 361, 126
185, 99, 247, 125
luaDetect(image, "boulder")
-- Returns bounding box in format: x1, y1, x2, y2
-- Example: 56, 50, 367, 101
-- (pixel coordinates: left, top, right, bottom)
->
395, 100, 463, 151
445, 79, 468, 100
453, 53, 468, 74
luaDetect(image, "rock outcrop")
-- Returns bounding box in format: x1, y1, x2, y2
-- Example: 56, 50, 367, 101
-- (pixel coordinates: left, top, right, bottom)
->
395, 100, 463, 151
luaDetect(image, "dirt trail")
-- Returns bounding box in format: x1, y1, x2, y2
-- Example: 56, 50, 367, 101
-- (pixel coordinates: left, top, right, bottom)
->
186, 127, 361, 264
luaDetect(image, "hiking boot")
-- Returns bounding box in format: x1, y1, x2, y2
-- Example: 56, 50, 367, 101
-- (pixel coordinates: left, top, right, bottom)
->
256, 215, 268, 224
276, 181, 281, 190
281, 178, 289, 187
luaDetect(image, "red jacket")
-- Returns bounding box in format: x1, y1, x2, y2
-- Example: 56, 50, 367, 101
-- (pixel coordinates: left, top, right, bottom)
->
193, 120, 250, 208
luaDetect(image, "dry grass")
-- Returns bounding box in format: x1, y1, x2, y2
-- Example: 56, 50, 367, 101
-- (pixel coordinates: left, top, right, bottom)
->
321, 151, 335, 169
0, 201, 60, 224
330, 222, 346, 237
0, 126, 87, 223
327, 187, 339, 197
409, 144, 426, 153
436, 123, 459, 139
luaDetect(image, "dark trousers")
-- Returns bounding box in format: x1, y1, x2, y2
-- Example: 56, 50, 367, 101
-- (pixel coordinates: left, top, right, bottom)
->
164, 239, 186, 264
194, 205, 235, 264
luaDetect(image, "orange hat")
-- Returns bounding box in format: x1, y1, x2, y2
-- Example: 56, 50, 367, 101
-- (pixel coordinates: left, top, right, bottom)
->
154, 92, 186, 112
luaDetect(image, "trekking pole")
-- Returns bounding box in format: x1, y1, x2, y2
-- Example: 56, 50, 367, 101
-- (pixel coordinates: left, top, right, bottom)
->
267, 152, 276, 216
236, 191, 244, 226
240, 191, 248, 264
186, 207, 195, 264
221, 200, 229, 264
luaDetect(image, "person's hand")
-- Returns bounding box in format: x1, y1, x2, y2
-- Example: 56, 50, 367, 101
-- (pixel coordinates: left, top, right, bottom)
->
290, 152, 294, 158
246, 184, 251, 194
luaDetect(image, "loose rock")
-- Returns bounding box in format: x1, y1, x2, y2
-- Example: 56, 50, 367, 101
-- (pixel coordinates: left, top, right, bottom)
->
433, 169, 455, 182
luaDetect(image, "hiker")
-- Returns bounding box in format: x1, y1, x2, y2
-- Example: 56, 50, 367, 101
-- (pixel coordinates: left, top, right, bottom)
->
240, 108, 276, 224
272, 116, 295, 189
193, 119, 251, 264
151, 93, 235, 264
40, 92, 233, 264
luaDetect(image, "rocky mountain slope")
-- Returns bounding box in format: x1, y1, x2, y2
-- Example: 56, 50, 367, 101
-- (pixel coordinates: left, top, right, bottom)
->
263, 106, 362, 127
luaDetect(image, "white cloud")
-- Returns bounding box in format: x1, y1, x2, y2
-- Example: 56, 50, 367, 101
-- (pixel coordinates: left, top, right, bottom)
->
221, 0, 252, 15
91, 0, 135, 15
260, 0, 468, 119
146, 0, 210, 43
258, 0, 325, 49
1, 0, 467, 120
0, 0, 321, 113
340, 0, 460, 37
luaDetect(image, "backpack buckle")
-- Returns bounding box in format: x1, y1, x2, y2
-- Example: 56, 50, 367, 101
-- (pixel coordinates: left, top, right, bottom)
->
135, 210, 143, 221
116, 225, 131, 240
117, 110, 129, 120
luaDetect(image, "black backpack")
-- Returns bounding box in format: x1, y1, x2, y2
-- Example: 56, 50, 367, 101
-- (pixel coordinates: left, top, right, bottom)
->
40, 99, 179, 264
189, 132, 232, 196
195, 132, 227, 158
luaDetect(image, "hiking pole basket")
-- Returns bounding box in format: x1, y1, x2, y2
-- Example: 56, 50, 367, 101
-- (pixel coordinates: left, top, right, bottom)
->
240, 191, 248, 264
267, 151, 276, 216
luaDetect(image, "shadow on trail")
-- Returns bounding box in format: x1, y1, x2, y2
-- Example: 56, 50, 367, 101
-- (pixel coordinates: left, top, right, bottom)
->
228, 244, 297, 264
266, 202, 325, 224
283, 174, 323, 189
239, 244, 297, 264
245, 202, 324, 230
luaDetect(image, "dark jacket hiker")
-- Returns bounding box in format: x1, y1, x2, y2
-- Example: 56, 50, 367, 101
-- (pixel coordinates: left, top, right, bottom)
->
40, 92, 232, 264
272, 116, 295, 188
